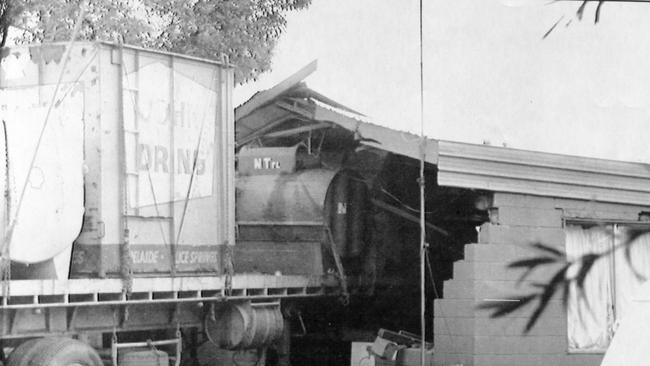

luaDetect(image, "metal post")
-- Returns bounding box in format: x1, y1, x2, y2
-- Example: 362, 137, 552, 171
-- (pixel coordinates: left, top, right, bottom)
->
419, 0, 427, 365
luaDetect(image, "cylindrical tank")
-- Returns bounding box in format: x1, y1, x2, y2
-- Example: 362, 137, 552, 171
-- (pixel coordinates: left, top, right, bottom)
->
205, 302, 284, 350
236, 169, 338, 242
236, 168, 369, 258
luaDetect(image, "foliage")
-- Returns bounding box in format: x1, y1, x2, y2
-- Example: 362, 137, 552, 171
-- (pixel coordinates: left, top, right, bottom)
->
479, 228, 649, 333
545, 0, 642, 38
0, 0, 311, 83
481, 0, 650, 333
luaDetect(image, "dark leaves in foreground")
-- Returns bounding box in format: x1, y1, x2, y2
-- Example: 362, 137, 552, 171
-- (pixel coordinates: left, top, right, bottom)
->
478, 242, 573, 332
480, 229, 650, 333
544, 0, 607, 39
478, 242, 607, 333
624, 227, 649, 281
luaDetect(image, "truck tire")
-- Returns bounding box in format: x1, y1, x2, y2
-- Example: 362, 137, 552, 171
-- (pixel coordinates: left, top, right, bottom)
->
9, 337, 102, 366
7, 338, 45, 366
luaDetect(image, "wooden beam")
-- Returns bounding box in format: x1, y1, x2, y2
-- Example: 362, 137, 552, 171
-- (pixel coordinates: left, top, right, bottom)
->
274, 100, 315, 120
236, 114, 295, 147
235, 60, 318, 120
264, 122, 333, 139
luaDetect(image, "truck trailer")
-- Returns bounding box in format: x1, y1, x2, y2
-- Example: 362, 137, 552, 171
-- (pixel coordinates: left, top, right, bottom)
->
0, 42, 342, 366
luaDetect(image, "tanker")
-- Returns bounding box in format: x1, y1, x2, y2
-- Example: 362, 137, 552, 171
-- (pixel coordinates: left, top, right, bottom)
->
0, 42, 341, 366
235, 145, 371, 282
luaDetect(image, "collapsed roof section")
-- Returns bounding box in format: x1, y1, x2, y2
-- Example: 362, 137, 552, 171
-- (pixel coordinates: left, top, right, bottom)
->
235, 60, 438, 165
235, 62, 650, 207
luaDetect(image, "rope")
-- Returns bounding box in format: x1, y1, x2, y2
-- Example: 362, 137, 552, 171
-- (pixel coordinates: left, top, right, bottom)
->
1, 120, 11, 298
117, 39, 133, 293
118, 52, 169, 281
120, 63, 218, 275
324, 225, 350, 306
223, 245, 234, 296
0, 1, 87, 289
174, 104, 207, 244
175, 68, 219, 247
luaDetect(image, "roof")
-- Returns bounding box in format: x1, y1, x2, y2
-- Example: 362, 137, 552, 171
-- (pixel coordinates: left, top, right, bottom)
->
437, 140, 650, 206
235, 61, 439, 163
235, 64, 650, 207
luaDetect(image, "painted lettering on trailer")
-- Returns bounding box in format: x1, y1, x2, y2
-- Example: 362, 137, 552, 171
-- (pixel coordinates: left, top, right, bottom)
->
124, 62, 217, 208
137, 144, 206, 175
128, 249, 218, 265
253, 157, 281, 170
175, 250, 218, 264
130, 249, 161, 264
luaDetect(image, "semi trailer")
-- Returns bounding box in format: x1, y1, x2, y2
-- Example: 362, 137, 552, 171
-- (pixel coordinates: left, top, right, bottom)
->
0, 42, 351, 366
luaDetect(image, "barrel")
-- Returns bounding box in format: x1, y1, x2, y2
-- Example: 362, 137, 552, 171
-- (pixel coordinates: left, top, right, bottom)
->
206, 302, 284, 350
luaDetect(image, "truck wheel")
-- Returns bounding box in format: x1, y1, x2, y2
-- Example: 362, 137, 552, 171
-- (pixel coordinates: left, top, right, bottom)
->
8, 337, 102, 366
7, 338, 45, 366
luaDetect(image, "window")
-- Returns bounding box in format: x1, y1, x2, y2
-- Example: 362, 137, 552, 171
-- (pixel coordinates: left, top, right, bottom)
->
566, 223, 650, 352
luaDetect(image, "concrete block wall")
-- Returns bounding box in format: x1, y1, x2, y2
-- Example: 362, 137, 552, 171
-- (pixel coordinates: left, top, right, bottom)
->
433, 193, 606, 366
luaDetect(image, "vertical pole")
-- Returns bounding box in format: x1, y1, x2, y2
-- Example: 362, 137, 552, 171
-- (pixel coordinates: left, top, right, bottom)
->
419, 0, 427, 365
117, 42, 131, 288
169, 56, 177, 276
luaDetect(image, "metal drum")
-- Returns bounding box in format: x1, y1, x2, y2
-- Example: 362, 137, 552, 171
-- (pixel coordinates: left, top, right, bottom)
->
205, 302, 284, 350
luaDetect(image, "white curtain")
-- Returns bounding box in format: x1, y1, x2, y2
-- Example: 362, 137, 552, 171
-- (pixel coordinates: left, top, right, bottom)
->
613, 227, 650, 328
566, 225, 614, 352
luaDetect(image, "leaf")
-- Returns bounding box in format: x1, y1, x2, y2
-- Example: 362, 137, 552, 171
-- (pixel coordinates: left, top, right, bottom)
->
530, 242, 564, 258
562, 279, 570, 307
9, 0, 312, 83
524, 264, 570, 332
543, 15, 564, 40
509, 256, 561, 284
622, 227, 650, 281
508, 256, 558, 269
576, 0, 588, 21
594, 0, 604, 23
574, 253, 599, 291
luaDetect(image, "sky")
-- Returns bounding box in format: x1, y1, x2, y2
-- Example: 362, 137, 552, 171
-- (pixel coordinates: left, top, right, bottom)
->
234, 0, 650, 163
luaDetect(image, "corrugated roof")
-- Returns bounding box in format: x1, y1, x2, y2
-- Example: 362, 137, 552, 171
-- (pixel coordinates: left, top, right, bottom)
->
311, 103, 438, 163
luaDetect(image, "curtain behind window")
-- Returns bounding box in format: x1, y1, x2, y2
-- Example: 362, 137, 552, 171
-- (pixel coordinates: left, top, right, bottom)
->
566, 225, 613, 351
613, 228, 650, 329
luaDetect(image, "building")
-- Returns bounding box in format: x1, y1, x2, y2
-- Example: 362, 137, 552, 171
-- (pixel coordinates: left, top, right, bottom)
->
236, 63, 650, 366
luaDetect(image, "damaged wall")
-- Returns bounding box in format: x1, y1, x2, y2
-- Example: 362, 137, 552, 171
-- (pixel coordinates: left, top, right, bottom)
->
434, 192, 650, 366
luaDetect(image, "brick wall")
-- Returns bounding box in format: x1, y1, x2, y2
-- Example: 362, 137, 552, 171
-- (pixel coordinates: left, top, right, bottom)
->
433, 193, 609, 366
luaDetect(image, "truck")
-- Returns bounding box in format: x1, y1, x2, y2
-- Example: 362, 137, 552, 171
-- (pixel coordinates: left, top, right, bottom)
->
0, 42, 343, 366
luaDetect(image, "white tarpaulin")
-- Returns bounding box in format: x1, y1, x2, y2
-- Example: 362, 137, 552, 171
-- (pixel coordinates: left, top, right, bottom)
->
0, 84, 84, 265
601, 281, 650, 365
122, 62, 216, 210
